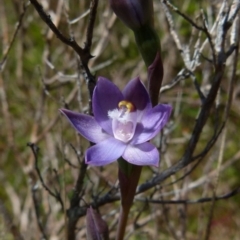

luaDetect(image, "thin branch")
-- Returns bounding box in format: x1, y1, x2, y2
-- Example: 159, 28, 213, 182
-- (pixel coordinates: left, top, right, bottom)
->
0, 2, 29, 71
84, 0, 99, 52
228, 0, 240, 24
137, 3, 237, 194
27, 142, 64, 211
31, 184, 48, 240
160, 189, 179, 240
67, 156, 88, 240
161, 0, 183, 52
29, 0, 96, 112
0, 199, 24, 240
135, 187, 240, 204
163, 158, 203, 188
64, 157, 79, 169
200, 9, 217, 66
162, 0, 205, 31
29, 0, 90, 62
189, 71, 206, 102
204, 127, 227, 240
160, 68, 190, 93
138, 59, 226, 194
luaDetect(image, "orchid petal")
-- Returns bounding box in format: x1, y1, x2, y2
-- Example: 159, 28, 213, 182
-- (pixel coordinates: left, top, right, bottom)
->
93, 77, 124, 135
123, 77, 151, 119
60, 109, 110, 143
112, 110, 138, 143
132, 104, 172, 144
86, 138, 126, 166
123, 142, 159, 167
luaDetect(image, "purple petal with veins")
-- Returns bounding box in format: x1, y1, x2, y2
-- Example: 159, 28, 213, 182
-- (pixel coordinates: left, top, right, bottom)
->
123, 77, 151, 119
93, 77, 123, 135
123, 142, 159, 167
131, 104, 172, 144
86, 138, 126, 166
59, 109, 110, 143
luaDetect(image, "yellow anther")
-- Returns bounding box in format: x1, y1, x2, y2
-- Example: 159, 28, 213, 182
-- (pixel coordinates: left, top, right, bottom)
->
118, 100, 135, 112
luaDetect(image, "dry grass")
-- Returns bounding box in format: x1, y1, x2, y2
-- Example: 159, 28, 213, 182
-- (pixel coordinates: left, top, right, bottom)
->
0, 0, 240, 239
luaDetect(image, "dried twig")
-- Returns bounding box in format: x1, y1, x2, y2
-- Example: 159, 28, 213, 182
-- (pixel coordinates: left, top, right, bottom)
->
137, 0, 240, 194
135, 187, 240, 204
27, 143, 64, 211
0, 199, 24, 240
29, 0, 96, 112
31, 184, 48, 240
0, 2, 29, 71
162, 0, 204, 31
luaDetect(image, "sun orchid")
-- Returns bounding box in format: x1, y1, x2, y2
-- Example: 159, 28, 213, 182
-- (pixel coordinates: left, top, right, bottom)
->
60, 77, 172, 167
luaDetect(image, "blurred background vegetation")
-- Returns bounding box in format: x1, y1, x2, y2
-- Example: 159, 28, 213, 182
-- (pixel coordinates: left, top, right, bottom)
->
0, 0, 240, 239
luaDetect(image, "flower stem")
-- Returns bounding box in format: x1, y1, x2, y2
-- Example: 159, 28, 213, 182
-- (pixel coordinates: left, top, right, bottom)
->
116, 205, 131, 240
116, 163, 142, 240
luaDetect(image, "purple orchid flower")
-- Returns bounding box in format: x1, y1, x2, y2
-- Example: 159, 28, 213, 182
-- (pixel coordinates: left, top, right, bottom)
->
60, 77, 172, 167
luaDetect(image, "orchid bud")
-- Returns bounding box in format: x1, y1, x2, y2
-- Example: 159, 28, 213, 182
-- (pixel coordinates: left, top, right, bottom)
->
109, 0, 154, 30
86, 207, 109, 240
109, 0, 163, 104
134, 26, 160, 66
109, 0, 160, 67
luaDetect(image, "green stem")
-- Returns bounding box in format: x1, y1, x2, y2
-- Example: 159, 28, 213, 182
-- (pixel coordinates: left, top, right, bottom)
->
133, 25, 160, 67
